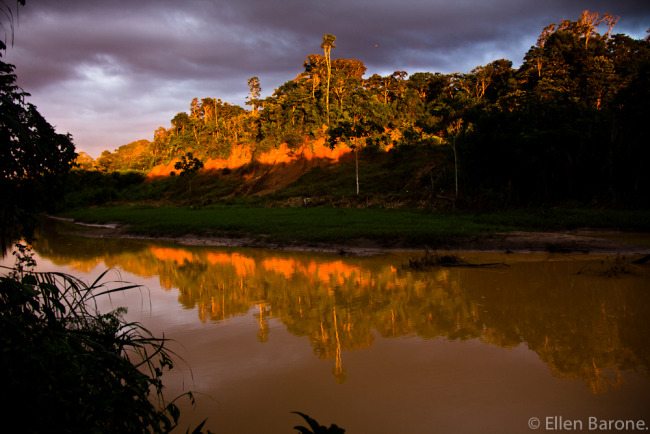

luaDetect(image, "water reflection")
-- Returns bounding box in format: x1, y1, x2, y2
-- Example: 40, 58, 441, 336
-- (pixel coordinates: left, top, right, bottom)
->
28, 219, 650, 392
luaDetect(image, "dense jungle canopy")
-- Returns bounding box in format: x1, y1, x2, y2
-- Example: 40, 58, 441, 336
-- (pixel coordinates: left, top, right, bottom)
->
86, 12, 650, 208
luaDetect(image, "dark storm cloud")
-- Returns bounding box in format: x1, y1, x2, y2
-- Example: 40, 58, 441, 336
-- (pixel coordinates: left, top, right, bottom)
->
3, 0, 648, 157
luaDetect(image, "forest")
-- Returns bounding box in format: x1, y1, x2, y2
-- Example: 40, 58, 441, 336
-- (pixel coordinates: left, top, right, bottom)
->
76, 11, 649, 209
2, 6, 649, 432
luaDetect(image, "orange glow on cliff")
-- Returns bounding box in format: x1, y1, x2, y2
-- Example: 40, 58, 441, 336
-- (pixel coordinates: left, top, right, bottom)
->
146, 140, 352, 179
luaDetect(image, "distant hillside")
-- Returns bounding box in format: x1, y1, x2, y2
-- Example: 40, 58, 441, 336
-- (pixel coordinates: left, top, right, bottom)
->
64, 138, 453, 210
71, 12, 650, 209
147, 140, 359, 198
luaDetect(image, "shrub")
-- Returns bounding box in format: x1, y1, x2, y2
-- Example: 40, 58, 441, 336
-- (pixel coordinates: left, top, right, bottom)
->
0, 245, 191, 433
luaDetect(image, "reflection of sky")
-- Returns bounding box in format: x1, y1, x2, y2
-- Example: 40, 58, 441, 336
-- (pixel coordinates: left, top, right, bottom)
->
4, 240, 650, 433
1, 247, 191, 329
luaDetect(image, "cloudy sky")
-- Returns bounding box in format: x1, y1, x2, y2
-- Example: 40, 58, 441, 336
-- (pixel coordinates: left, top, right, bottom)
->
3, 0, 648, 158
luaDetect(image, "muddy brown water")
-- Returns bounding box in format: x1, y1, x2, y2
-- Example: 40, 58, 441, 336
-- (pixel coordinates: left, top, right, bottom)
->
3, 219, 650, 433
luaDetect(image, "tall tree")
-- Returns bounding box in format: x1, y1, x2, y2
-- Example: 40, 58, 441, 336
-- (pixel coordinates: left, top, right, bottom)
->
327, 89, 381, 196
321, 34, 336, 125
246, 76, 261, 115
302, 54, 326, 101
330, 58, 366, 113
1, 1, 76, 251
447, 119, 463, 201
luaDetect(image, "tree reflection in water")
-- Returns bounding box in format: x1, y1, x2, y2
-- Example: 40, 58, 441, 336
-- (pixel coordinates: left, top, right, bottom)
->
31, 218, 650, 393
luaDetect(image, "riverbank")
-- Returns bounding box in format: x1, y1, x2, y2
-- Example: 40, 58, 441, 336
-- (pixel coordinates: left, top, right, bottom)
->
53, 206, 650, 256
58, 219, 650, 257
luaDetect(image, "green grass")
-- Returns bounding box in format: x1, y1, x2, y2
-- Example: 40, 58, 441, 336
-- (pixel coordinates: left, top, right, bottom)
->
266, 147, 446, 201
57, 206, 650, 248
59, 206, 506, 246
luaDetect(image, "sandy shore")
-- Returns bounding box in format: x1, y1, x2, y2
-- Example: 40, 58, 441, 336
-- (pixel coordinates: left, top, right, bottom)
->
66, 222, 650, 257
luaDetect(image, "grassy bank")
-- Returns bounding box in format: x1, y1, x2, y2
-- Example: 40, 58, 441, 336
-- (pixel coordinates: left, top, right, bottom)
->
57, 206, 650, 248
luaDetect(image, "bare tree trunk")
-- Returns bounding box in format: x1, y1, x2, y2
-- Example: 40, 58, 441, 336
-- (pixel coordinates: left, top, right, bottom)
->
325, 51, 331, 125
454, 142, 458, 198
355, 147, 359, 196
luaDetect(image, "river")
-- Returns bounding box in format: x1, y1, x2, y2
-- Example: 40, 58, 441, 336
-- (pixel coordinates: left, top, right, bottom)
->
3, 218, 649, 433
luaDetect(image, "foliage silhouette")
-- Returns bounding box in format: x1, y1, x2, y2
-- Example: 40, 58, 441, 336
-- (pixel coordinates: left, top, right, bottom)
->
1, 0, 76, 251
174, 152, 204, 202
292, 412, 345, 434
0, 245, 204, 433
